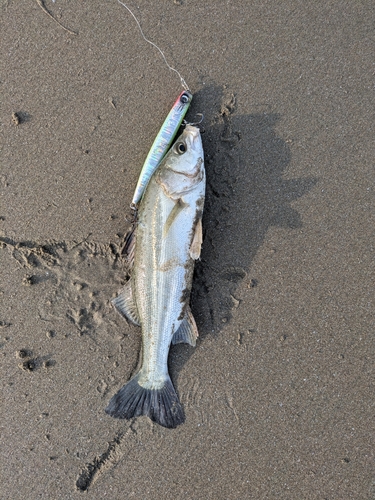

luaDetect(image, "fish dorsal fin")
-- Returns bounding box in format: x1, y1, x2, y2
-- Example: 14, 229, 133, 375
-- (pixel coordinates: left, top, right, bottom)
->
171, 307, 198, 347
122, 225, 137, 272
111, 281, 141, 326
189, 217, 203, 260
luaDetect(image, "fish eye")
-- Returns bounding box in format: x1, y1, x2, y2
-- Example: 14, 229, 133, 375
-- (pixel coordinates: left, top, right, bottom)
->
176, 142, 187, 154
180, 93, 190, 104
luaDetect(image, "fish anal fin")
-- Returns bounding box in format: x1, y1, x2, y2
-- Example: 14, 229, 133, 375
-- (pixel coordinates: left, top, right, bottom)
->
111, 281, 140, 326
172, 307, 199, 347
189, 217, 203, 260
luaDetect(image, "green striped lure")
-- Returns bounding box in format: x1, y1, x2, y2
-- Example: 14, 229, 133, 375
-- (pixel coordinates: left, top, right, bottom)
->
115, 2, 193, 208
131, 89, 193, 208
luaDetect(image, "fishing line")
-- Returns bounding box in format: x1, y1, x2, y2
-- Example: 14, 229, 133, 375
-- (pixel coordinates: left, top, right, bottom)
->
116, 0, 189, 91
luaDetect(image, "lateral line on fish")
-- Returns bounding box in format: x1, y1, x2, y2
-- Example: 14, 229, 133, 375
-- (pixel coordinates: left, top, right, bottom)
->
116, 0, 189, 90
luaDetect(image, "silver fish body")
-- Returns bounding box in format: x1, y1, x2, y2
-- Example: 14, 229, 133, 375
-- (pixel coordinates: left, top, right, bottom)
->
106, 125, 205, 428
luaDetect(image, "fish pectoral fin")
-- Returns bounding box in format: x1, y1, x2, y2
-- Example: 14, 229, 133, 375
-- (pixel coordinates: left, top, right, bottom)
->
111, 281, 140, 326
163, 198, 186, 238
172, 307, 199, 347
189, 217, 203, 260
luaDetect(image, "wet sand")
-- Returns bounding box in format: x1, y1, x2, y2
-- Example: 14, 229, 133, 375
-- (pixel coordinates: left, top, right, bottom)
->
1, 1, 374, 498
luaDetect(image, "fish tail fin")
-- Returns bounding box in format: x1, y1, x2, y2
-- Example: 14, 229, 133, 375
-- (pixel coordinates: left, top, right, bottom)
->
105, 372, 184, 429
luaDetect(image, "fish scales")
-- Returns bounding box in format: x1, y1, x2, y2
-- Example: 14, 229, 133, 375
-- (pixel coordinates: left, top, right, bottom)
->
107, 125, 205, 428
137, 180, 195, 382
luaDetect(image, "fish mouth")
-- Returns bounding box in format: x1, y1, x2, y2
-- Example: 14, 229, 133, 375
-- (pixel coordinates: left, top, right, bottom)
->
183, 125, 201, 148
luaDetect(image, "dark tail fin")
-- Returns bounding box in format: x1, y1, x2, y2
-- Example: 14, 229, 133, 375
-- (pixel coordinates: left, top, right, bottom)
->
105, 373, 184, 429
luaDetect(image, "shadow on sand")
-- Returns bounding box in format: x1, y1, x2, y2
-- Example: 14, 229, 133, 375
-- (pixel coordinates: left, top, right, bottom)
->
170, 83, 317, 373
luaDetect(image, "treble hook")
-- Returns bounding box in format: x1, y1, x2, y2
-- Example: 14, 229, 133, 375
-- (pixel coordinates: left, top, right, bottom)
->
182, 113, 204, 127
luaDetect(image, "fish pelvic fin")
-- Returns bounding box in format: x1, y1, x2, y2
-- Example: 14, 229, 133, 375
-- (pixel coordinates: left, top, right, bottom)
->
105, 372, 184, 429
172, 307, 198, 347
111, 281, 140, 326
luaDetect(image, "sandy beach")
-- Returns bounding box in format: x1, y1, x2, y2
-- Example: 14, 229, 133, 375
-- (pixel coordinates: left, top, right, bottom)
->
1, 1, 374, 498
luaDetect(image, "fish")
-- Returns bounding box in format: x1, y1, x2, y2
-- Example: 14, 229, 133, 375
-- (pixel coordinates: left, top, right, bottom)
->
106, 125, 205, 428
131, 90, 193, 208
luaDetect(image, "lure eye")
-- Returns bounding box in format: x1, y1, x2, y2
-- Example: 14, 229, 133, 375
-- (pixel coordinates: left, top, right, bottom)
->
176, 142, 187, 154
180, 93, 190, 104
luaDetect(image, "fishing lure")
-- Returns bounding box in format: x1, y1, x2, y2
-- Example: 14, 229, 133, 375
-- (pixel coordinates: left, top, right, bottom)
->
115, 2, 192, 208
131, 89, 193, 208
